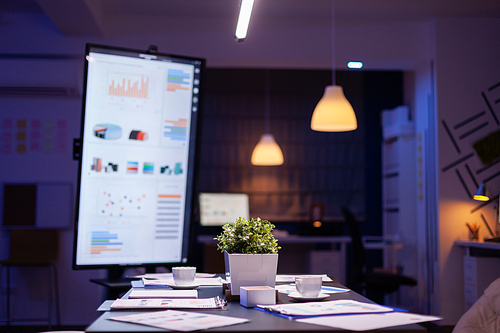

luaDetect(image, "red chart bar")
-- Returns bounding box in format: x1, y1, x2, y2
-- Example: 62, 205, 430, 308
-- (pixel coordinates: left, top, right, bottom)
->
109, 76, 149, 98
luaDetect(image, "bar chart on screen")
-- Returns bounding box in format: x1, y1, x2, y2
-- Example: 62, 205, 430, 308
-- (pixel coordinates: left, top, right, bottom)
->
156, 193, 183, 239
166, 68, 191, 92
163, 118, 188, 143
108, 73, 149, 98
89, 65, 160, 114
90, 230, 124, 255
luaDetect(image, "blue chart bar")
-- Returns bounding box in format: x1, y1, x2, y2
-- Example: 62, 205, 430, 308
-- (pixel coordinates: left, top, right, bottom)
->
164, 119, 188, 141
91, 231, 123, 254
167, 69, 191, 92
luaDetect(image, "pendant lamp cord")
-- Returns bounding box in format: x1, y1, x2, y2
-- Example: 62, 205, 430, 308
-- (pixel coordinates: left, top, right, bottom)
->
331, 0, 336, 86
265, 69, 270, 133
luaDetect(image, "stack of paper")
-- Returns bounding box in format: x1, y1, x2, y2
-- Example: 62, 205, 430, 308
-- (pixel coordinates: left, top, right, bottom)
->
128, 289, 198, 299
141, 277, 223, 287
110, 296, 226, 310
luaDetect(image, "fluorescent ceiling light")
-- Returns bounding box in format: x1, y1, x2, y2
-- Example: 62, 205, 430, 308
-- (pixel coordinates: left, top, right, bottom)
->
235, 0, 254, 41
347, 61, 363, 69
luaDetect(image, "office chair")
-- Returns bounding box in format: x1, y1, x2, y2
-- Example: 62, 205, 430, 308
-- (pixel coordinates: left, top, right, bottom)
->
0, 230, 61, 328
341, 206, 417, 304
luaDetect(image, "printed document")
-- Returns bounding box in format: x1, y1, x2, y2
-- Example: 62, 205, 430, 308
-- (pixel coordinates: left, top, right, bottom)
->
108, 309, 248, 331
110, 297, 226, 310
258, 300, 393, 317
297, 311, 442, 331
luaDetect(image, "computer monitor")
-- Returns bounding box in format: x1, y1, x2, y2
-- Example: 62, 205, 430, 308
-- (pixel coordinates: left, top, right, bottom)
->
199, 193, 250, 227
73, 44, 204, 270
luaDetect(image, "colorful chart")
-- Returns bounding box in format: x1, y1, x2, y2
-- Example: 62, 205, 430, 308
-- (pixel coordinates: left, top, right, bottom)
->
99, 190, 146, 217
127, 161, 139, 174
129, 130, 148, 141
109, 75, 149, 98
104, 162, 118, 172
90, 230, 123, 255
91, 157, 102, 172
163, 119, 187, 141
93, 124, 122, 140
156, 194, 182, 239
160, 162, 183, 175
143, 162, 154, 174
166, 69, 190, 92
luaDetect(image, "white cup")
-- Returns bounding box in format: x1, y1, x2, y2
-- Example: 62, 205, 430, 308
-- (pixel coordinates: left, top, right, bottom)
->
295, 275, 322, 297
172, 266, 196, 286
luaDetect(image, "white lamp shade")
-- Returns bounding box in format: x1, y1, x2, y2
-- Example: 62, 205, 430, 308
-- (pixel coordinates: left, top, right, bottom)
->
311, 85, 357, 132
251, 134, 284, 166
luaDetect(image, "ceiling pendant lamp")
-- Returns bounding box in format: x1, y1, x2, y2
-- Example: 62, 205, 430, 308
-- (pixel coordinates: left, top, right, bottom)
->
251, 70, 284, 166
311, 0, 357, 132
311, 86, 357, 131
251, 133, 284, 165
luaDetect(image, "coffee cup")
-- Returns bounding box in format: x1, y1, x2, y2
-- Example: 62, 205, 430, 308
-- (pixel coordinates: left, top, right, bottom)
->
295, 275, 322, 297
172, 266, 196, 286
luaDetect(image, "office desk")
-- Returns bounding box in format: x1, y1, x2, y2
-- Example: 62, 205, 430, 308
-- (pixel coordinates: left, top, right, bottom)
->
454, 239, 500, 255
198, 235, 402, 285
86, 281, 426, 333
454, 240, 500, 311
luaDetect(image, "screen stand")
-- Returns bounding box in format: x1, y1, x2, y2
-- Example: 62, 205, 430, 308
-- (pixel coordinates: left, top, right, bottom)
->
107, 267, 126, 282
145, 266, 156, 274
90, 268, 135, 299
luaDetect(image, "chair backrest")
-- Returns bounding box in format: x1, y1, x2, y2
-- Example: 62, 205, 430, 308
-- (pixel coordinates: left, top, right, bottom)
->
1, 229, 58, 265
341, 206, 366, 288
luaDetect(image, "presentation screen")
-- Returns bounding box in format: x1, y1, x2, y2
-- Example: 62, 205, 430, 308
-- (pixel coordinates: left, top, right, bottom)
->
73, 44, 204, 269
199, 193, 250, 226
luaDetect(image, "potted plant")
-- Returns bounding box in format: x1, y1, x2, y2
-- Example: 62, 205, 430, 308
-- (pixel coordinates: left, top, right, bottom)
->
215, 217, 281, 295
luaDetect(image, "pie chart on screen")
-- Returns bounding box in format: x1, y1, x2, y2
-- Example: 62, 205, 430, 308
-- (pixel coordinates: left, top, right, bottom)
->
93, 124, 122, 139
129, 130, 148, 141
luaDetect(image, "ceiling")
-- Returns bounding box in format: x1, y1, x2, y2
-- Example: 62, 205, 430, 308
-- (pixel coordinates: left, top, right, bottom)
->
2, 0, 500, 37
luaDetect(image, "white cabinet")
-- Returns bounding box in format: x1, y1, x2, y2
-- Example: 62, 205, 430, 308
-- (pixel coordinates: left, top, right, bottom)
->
381, 106, 417, 309
463, 256, 500, 311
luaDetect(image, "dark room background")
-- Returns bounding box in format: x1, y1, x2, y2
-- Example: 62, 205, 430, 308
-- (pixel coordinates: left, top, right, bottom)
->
194, 68, 404, 238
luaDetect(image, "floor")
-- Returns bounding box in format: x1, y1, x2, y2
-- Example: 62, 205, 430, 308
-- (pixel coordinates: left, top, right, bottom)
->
0, 325, 86, 333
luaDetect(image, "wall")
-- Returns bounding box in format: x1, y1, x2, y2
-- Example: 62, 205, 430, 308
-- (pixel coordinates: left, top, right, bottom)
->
0, 61, 108, 325
4, 9, 497, 327
434, 17, 500, 325
0, 12, 431, 70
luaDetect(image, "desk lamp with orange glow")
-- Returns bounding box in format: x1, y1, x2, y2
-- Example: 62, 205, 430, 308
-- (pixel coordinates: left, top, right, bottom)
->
473, 182, 500, 242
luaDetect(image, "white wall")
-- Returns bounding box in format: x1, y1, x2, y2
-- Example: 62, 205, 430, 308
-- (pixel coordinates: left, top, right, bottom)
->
434, 17, 500, 325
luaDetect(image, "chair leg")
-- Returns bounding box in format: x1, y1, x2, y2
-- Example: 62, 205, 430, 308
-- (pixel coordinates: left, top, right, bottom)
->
52, 264, 61, 326
1, 265, 12, 330
47, 265, 53, 330
0, 264, 61, 328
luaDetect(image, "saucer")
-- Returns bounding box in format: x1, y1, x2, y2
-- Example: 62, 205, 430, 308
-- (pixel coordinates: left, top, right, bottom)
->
288, 292, 329, 302
166, 283, 200, 290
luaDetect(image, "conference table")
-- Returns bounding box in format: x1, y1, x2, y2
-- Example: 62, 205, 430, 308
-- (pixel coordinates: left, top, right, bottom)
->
85, 277, 427, 333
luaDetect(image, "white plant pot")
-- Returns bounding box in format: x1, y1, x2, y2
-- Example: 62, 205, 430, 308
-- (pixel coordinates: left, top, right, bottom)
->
224, 251, 278, 296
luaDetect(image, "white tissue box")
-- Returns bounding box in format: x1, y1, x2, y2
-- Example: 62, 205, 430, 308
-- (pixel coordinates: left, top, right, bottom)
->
240, 286, 276, 308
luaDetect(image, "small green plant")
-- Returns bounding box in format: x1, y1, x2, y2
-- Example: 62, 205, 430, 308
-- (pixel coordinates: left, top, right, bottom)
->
215, 217, 281, 254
